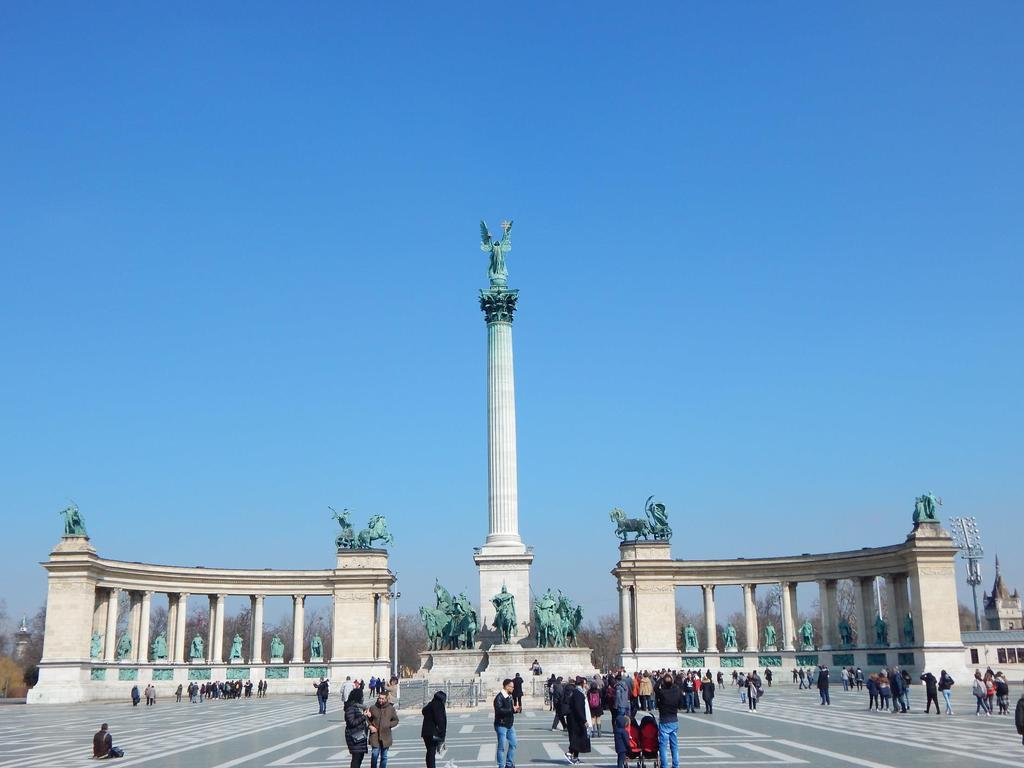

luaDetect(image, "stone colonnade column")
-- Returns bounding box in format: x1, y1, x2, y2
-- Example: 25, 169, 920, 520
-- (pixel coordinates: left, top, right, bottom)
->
884, 576, 900, 647
104, 588, 119, 661
174, 594, 188, 663
251, 595, 264, 664
212, 594, 226, 662
166, 594, 178, 661
292, 595, 305, 663
854, 577, 875, 646
703, 585, 717, 652
619, 587, 633, 654
136, 591, 152, 662
128, 592, 142, 658
376, 593, 390, 661
742, 584, 758, 652
892, 575, 911, 644
817, 579, 837, 649
780, 582, 796, 651
206, 596, 217, 663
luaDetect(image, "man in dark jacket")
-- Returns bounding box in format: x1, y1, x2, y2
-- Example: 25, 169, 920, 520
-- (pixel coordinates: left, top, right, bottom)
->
655, 673, 682, 768
550, 678, 567, 731
511, 674, 524, 710
1015, 691, 1024, 746
314, 678, 330, 715
816, 666, 830, 706
92, 723, 112, 758
889, 669, 906, 713
920, 671, 939, 714
494, 679, 520, 768
421, 691, 447, 768
564, 678, 590, 765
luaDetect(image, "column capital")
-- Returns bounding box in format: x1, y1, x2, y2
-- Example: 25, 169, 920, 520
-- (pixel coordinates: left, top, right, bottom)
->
701, 584, 715, 593
293, 594, 305, 603
479, 287, 519, 323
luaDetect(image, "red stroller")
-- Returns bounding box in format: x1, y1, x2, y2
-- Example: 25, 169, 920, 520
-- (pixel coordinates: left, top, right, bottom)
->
623, 717, 643, 768
637, 714, 660, 768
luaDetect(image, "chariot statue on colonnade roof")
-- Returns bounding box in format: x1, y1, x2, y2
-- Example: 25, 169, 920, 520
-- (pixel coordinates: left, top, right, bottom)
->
610, 495, 672, 541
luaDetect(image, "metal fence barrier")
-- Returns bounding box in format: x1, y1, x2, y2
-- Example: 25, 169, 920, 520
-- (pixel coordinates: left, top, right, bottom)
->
396, 678, 481, 709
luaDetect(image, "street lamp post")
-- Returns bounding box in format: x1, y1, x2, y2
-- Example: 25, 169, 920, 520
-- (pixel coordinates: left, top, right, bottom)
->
949, 516, 984, 631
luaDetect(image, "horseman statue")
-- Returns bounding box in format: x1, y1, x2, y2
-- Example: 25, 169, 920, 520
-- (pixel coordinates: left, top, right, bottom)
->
533, 589, 584, 648
491, 584, 517, 644
331, 507, 394, 549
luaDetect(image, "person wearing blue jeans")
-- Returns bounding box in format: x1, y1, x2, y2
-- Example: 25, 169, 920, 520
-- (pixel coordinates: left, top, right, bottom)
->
494, 679, 520, 768
368, 691, 399, 768
655, 673, 682, 768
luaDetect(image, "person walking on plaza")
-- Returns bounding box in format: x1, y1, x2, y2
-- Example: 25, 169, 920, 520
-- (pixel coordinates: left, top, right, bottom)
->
174, 683, 182, 703
639, 672, 654, 712
368, 689, 399, 768
973, 671, 991, 716
938, 670, 954, 714
587, 683, 604, 737
550, 678, 567, 731
495, 678, 520, 768
889, 668, 906, 714
614, 672, 631, 719
130, 685, 140, 707
797, 668, 806, 690
613, 710, 630, 768
511, 673, 524, 711
995, 673, 1010, 715
1015, 689, 1024, 747
655, 672, 681, 768
877, 673, 892, 711
921, 671, 940, 714
764, 669, 773, 688
866, 673, 878, 710
564, 677, 591, 765
855, 668, 864, 691
701, 672, 715, 714
746, 672, 761, 712
314, 677, 330, 715
92, 723, 112, 758
421, 691, 447, 768
816, 666, 830, 706
344, 687, 369, 768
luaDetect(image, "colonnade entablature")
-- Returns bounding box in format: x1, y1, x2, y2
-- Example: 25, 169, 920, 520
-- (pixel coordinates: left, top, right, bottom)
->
613, 521, 966, 677
29, 535, 395, 703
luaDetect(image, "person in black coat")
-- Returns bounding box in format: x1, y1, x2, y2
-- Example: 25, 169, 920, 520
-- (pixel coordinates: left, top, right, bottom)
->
565, 678, 591, 763
550, 678, 567, 731
512, 673, 525, 709
345, 688, 369, 768
921, 671, 940, 714
421, 690, 447, 768
816, 666, 830, 706
701, 673, 715, 715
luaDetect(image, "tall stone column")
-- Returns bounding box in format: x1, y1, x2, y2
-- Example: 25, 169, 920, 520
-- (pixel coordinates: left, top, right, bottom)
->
742, 584, 758, 652
104, 588, 119, 661
884, 576, 900, 648
206, 595, 217, 663
892, 575, 911, 644
251, 595, 264, 664
128, 591, 142, 659
854, 577, 875, 647
376, 593, 390, 661
475, 272, 533, 644
780, 582, 796, 651
174, 594, 188, 663
166, 594, 178, 662
212, 594, 226, 663
291, 595, 305, 663
702, 585, 718, 652
619, 587, 633, 654
136, 591, 152, 662
818, 579, 838, 649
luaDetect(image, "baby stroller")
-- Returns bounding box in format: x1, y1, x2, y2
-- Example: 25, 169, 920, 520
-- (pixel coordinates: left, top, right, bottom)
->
623, 717, 643, 768
637, 714, 660, 768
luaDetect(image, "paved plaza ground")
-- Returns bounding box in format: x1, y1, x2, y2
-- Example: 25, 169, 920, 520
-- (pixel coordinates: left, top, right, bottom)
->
1, 684, 1021, 768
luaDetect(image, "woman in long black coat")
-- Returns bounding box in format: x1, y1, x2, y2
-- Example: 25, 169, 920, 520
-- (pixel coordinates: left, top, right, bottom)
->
345, 687, 369, 768
565, 678, 591, 763
420, 690, 447, 768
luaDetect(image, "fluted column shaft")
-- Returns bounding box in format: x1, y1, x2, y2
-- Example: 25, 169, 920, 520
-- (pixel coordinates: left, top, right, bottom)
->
742, 584, 758, 651
104, 588, 119, 661
206, 596, 217, 663
251, 595, 264, 664
702, 585, 717, 652
485, 319, 520, 545
884, 576, 900, 647
818, 579, 838, 649
780, 582, 795, 651
174, 594, 188, 663
376, 594, 390, 661
137, 591, 152, 662
619, 587, 633, 653
292, 595, 305, 663
854, 578, 875, 647
166, 595, 178, 661
212, 594, 226, 663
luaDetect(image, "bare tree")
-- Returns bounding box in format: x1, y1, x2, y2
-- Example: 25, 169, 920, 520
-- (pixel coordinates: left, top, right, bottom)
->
183, 607, 209, 657
958, 603, 976, 632
305, 607, 332, 659
577, 614, 621, 672
0, 599, 9, 657
396, 613, 427, 675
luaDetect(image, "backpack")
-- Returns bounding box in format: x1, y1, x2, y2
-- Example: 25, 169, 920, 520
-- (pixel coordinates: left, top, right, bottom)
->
109, 746, 124, 758
588, 690, 601, 709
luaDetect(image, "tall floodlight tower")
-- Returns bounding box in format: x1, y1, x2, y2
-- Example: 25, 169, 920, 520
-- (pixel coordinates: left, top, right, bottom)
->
949, 516, 984, 631
474, 219, 533, 646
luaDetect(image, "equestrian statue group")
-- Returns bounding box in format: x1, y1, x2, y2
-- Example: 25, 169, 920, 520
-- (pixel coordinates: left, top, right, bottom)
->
420, 581, 480, 651
610, 496, 672, 541
533, 589, 584, 648
330, 506, 394, 549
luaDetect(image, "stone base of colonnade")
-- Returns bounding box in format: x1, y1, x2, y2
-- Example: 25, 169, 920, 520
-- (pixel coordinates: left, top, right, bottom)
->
620, 646, 969, 679
27, 659, 392, 703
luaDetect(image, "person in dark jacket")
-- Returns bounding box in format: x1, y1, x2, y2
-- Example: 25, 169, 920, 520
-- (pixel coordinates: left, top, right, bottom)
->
1015, 691, 1024, 746
421, 691, 447, 768
511, 673, 524, 710
315, 678, 330, 715
655, 673, 681, 768
889, 669, 906, 713
816, 666, 830, 705
564, 677, 590, 764
345, 687, 369, 768
92, 723, 112, 758
494, 678, 520, 768
701, 673, 715, 715
920, 671, 939, 714
130, 685, 141, 707
550, 678, 567, 731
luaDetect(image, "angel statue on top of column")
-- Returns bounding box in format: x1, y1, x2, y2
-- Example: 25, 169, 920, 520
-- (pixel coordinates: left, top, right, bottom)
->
480, 219, 513, 287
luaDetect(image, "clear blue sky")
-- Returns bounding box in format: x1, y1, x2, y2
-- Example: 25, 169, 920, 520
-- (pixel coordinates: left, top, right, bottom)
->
2, 2, 1021, 627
